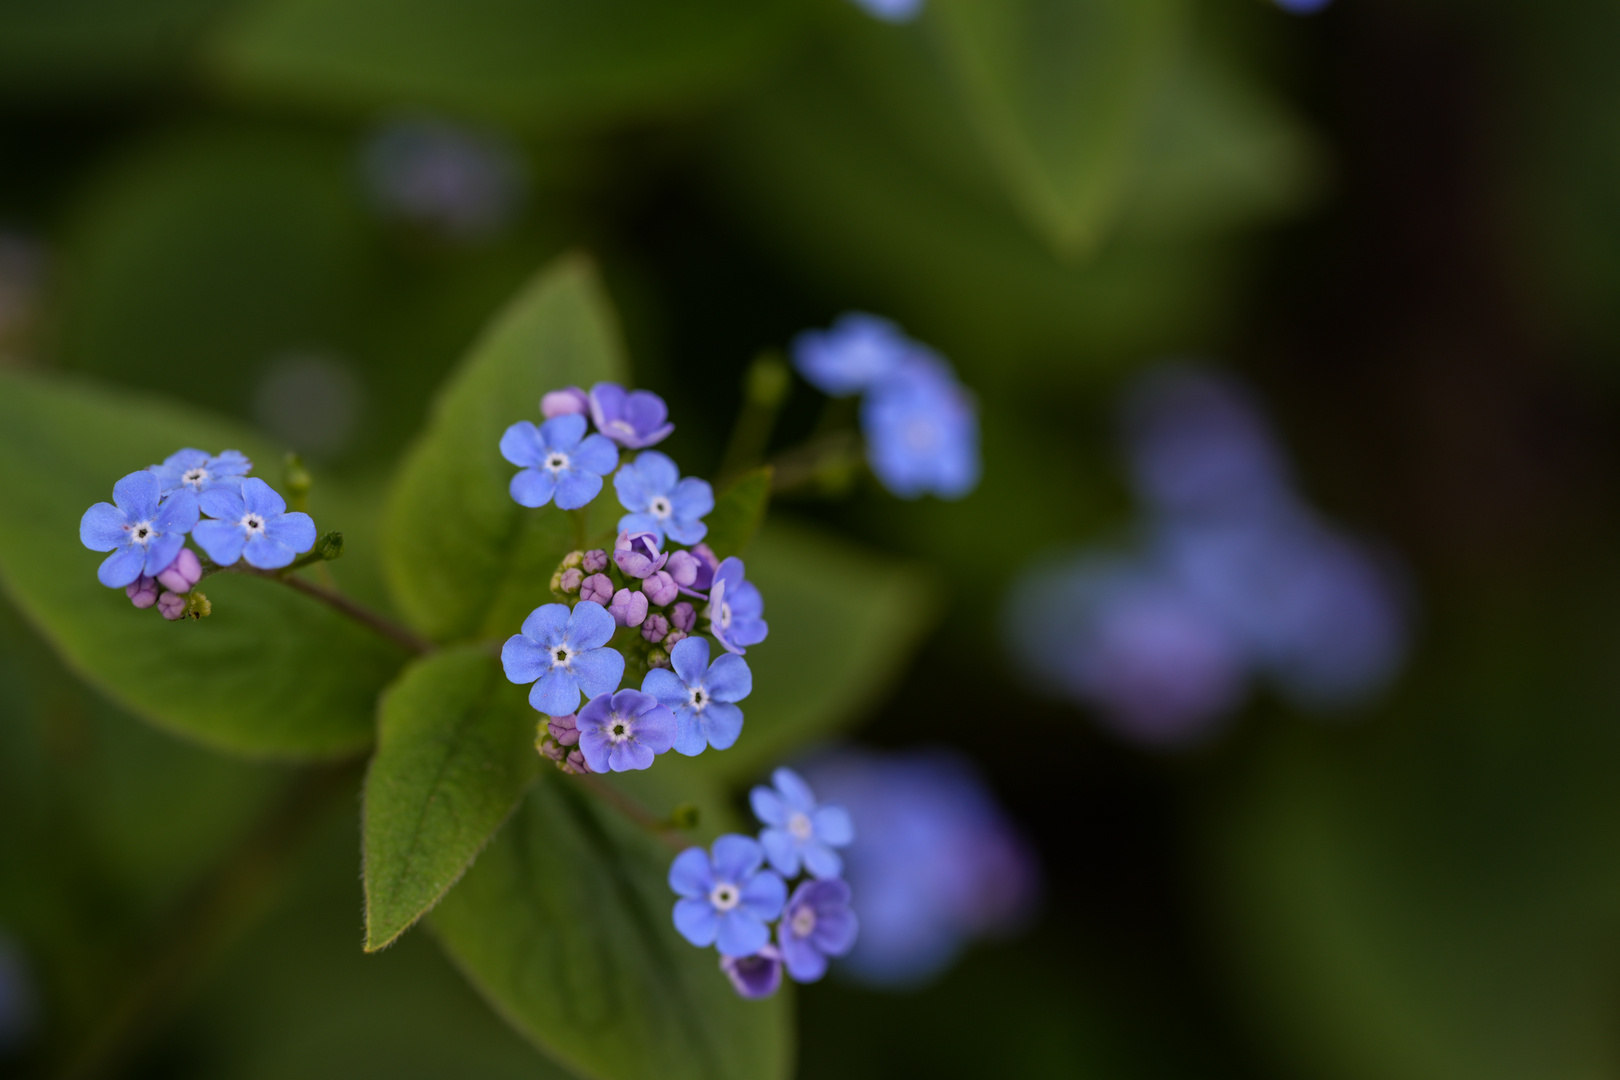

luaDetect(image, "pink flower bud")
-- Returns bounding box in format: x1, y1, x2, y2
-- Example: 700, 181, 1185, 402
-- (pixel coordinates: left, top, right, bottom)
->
126, 575, 159, 609
641, 613, 670, 642
156, 548, 203, 593
663, 628, 688, 650
613, 530, 668, 579
670, 601, 696, 632
580, 573, 614, 605
609, 587, 648, 628
563, 749, 592, 774
548, 713, 581, 747
641, 570, 678, 607
157, 591, 187, 621
541, 386, 589, 418
582, 549, 609, 573
558, 567, 584, 593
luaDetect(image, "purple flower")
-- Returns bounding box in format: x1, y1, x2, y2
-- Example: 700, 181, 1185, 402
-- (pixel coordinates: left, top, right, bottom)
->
670, 602, 696, 633
589, 383, 674, 449
582, 549, 609, 573
667, 544, 719, 596
580, 573, 613, 605
778, 879, 859, 982
149, 448, 252, 496
541, 386, 588, 418
500, 413, 619, 511
575, 689, 676, 772
641, 613, 670, 643
563, 749, 591, 774
156, 548, 202, 593
707, 557, 767, 654
557, 567, 583, 593
157, 591, 187, 621
750, 767, 852, 878
193, 478, 316, 571
80, 471, 200, 588
642, 636, 752, 757
614, 451, 714, 545
663, 629, 688, 649
547, 713, 580, 746
501, 601, 624, 716
848, 0, 924, 22
720, 947, 784, 1000
126, 576, 158, 609
861, 353, 980, 501
668, 835, 787, 957
791, 312, 909, 397
613, 531, 668, 579
608, 587, 648, 628
641, 570, 678, 607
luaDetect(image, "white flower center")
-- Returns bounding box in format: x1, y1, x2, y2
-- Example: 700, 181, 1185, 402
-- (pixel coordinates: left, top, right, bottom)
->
609, 419, 637, 439
544, 451, 570, 474
606, 713, 632, 743
787, 812, 813, 841
551, 644, 575, 669
182, 467, 209, 488
241, 513, 266, 536
718, 601, 733, 630
688, 686, 707, 712
710, 882, 740, 912
128, 520, 155, 545
648, 495, 672, 519
789, 906, 817, 937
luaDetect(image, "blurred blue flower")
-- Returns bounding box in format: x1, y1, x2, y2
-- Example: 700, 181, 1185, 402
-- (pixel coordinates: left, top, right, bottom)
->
589, 382, 674, 449
502, 601, 624, 717
615, 450, 714, 545
642, 636, 751, 756
575, 688, 676, 772
501, 413, 619, 511
361, 117, 526, 241
80, 471, 199, 588
849, 0, 925, 22
778, 878, 859, 983
149, 447, 251, 496
1275, 0, 1333, 13
195, 478, 315, 570
862, 353, 981, 500
751, 766, 853, 879
800, 748, 1039, 987
669, 835, 788, 957
792, 312, 909, 397
707, 557, 768, 654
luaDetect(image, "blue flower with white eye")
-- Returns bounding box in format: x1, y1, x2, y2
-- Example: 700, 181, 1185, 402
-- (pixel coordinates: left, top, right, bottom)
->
614, 451, 713, 546
850, 0, 924, 21
149, 448, 252, 496
861, 353, 980, 501
778, 878, 859, 983
707, 557, 767, 655
501, 601, 624, 717
500, 413, 619, 511
642, 636, 752, 756
750, 767, 853, 880
79, 471, 200, 588
791, 312, 909, 397
193, 478, 316, 570
589, 383, 674, 449
668, 835, 787, 957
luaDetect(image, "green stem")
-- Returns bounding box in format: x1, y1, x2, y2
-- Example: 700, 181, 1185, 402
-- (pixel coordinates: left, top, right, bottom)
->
767, 430, 862, 494
718, 351, 791, 486
203, 563, 431, 655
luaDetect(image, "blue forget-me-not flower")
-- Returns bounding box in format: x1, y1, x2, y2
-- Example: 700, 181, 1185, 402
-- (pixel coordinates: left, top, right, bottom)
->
575, 688, 676, 772
861, 352, 980, 501
80, 471, 199, 588
614, 450, 713, 546
849, 0, 924, 23
669, 835, 787, 957
791, 312, 908, 397
501, 413, 619, 511
777, 878, 859, 983
589, 382, 674, 449
642, 636, 752, 756
149, 448, 252, 497
502, 601, 624, 717
750, 767, 853, 880
707, 557, 768, 654
194, 477, 317, 571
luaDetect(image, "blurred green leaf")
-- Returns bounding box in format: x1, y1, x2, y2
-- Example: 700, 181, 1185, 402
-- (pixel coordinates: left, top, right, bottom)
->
363, 645, 540, 951
927, 0, 1186, 257
383, 255, 627, 643
703, 467, 771, 560
0, 0, 244, 97
211, 0, 802, 131
0, 371, 406, 758
430, 772, 791, 1080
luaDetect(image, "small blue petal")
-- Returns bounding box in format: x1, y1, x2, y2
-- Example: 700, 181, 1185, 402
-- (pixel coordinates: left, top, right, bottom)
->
716, 910, 770, 958
704, 654, 751, 703
80, 503, 127, 552
569, 647, 625, 699
510, 468, 556, 508
193, 519, 246, 566
674, 898, 720, 947
97, 545, 145, 588
553, 469, 603, 510
531, 668, 582, 716
749, 787, 787, 828
502, 635, 549, 685
700, 701, 744, 751
711, 834, 765, 882
565, 600, 616, 651
668, 847, 714, 897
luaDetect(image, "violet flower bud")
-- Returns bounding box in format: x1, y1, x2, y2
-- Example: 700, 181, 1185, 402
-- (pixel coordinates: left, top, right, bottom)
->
613, 530, 669, 579
563, 749, 592, 774
541, 386, 589, 418
156, 547, 203, 594
582, 548, 609, 573
641, 570, 678, 607
558, 567, 584, 594
539, 739, 565, 762
641, 613, 670, 643
548, 713, 581, 747
668, 543, 720, 595
580, 573, 614, 605
670, 601, 696, 632
157, 591, 187, 621
562, 550, 585, 570
663, 628, 688, 650
126, 575, 159, 609
609, 587, 648, 628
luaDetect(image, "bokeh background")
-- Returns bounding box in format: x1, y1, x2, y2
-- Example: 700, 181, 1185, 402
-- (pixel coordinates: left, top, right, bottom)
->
4, 0, 1620, 1076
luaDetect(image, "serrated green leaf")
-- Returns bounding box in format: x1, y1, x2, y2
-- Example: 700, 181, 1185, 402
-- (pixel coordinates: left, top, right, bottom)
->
0, 371, 406, 759
430, 772, 791, 1080
383, 255, 627, 644
702, 467, 771, 560
363, 645, 541, 952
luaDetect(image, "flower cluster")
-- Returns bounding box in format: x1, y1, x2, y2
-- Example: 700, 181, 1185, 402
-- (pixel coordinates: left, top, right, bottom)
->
791, 313, 981, 501
78, 448, 317, 621
1004, 365, 1410, 746
668, 768, 857, 999
500, 383, 769, 774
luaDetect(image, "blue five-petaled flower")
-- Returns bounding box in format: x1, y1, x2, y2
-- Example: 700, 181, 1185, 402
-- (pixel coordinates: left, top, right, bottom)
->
575, 689, 677, 772
149, 448, 252, 496
750, 767, 854, 880
861, 353, 980, 501
642, 636, 752, 756
79, 471, 200, 588
502, 601, 625, 716
669, 835, 787, 957
777, 878, 859, 982
707, 556, 768, 654
614, 451, 713, 546
193, 477, 317, 570
501, 413, 619, 511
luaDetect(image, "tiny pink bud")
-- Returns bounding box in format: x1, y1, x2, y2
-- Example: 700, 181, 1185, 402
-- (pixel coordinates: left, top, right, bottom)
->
126, 575, 159, 609
663, 628, 688, 650
609, 587, 648, 628
548, 714, 581, 747
558, 567, 584, 593
641, 613, 670, 643
541, 386, 589, 418
156, 547, 203, 593
582, 549, 609, 573
641, 570, 678, 607
670, 601, 696, 632
580, 573, 614, 606
157, 591, 187, 621
563, 749, 592, 774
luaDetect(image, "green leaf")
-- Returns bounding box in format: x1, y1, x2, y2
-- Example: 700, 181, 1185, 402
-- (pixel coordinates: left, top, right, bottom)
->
383, 255, 627, 644
430, 773, 791, 1080
927, 0, 1187, 257
363, 645, 541, 952
0, 371, 407, 759
702, 467, 771, 560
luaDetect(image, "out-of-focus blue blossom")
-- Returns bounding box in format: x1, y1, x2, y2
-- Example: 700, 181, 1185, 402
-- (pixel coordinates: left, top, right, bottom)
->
861, 353, 981, 501
502, 601, 624, 716
501, 413, 619, 511
589, 383, 674, 449
720, 946, 784, 999
849, 0, 925, 23
791, 313, 909, 397
800, 748, 1039, 988
149, 448, 251, 496
777, 878, 859, 982
669, 835, 788, 957
0, 935, 35, 1055
615, 451, 714, 546
361, 117, 526, 241
1275, 0, 1332, 13
1003, 554, 1247, 747
707, 557, 768, 654
750, 767, 853, 879
575, 688, 676, 772
194, 478, 316, 570
643, 636, 751, 756
80, 471, 199, 588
